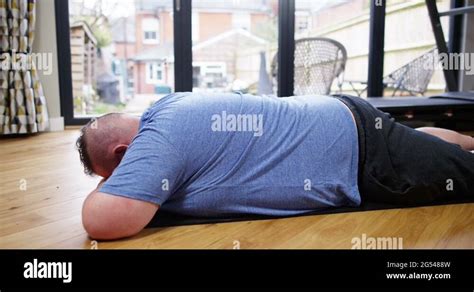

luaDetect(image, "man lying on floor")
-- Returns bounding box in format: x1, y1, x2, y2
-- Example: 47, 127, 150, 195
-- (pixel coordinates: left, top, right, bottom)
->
76, 93, 474, 240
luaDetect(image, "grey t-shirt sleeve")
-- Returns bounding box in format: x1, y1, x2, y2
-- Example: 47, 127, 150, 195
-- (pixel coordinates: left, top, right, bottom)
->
99, 124, 186, 205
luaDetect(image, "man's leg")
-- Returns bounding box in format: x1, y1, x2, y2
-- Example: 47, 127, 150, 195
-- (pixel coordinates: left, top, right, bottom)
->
334, 94, 474, 206
416, 127, 474, 151
362, 122, 474, 205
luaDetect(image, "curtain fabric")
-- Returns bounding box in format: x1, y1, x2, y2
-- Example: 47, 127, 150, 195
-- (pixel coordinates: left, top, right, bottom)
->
0, 0, 48, 135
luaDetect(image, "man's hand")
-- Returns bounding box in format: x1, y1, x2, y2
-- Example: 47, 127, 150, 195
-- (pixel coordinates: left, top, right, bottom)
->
82, 184, 159, 240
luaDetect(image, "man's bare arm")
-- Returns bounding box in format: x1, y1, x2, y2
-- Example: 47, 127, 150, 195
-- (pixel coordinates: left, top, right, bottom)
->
82, 180, 159, 240
416, 127, 474, 151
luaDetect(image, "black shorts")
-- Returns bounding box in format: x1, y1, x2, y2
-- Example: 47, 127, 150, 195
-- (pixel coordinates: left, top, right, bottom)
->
333, 94, 474, 205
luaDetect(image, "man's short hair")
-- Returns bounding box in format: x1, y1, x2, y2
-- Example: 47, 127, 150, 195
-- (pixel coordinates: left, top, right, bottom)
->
75, 113, 124, 176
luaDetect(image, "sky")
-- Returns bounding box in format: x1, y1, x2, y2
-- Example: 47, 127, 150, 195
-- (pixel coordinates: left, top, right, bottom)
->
70, 0, 136, 19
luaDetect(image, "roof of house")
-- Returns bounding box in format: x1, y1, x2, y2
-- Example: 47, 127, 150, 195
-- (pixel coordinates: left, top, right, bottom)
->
70, 21, 98, 45
131, 42, 174, 62
192, 28, 267, 51
130, 29, 267, 62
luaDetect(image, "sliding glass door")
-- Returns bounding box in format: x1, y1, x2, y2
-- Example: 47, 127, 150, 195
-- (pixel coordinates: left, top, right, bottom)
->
293, 0, 371, 97
56, 0, 399, 125
67, 0, 175, 118
383, 0, 450, 97
190, 0, 278, 95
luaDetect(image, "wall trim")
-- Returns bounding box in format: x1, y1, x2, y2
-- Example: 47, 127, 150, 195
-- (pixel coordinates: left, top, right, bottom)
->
48, 117, 65, 132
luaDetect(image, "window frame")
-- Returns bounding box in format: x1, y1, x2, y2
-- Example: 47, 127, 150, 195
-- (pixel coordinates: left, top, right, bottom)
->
145, 62, 165, 84
193, 62, 227, 77
55, 0, 464, 125
295, 10, 310, 33
142, 18, 160, 44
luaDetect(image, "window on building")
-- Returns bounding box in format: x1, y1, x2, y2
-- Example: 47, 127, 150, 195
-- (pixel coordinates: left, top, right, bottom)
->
142, 18, 160, 44
193, 62, 227, 88
202, 63, 226, 77
295, 11, 310, 34
146, 62, 164, 84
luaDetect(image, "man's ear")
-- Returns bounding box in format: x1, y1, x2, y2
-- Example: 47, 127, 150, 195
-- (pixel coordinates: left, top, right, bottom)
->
112, 144, 129, 159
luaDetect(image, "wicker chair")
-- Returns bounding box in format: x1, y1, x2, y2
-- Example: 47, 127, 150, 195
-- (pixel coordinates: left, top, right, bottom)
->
383, 47, 438, 96
271, 37, 347, 95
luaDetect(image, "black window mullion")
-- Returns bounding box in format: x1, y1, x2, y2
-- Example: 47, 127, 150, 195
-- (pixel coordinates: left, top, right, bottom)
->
173, 0, 193, 92
278, 0, 295, 97
448, 0, 465, 87
426, 0, 459, 92
367, 0, 386, 98
55, 0, 90, 125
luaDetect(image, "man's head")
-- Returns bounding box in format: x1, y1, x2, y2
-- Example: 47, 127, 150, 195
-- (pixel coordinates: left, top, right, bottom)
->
76, 113, 140, 178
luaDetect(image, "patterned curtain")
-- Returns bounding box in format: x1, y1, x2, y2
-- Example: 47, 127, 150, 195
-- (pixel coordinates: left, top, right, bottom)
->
0, 0, 48, 135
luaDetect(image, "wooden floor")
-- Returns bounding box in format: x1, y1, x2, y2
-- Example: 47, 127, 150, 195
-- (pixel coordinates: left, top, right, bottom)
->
0, 130, 473, 249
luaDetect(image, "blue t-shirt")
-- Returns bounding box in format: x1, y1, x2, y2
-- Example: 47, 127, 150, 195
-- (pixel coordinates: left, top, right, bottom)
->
100, 92, 361, 217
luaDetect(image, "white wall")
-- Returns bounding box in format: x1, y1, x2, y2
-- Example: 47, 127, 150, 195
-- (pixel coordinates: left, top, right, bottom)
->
33, 0, 63, 131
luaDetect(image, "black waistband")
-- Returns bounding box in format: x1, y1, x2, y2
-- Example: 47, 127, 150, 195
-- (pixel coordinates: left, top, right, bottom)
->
332, 95, 367, 176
